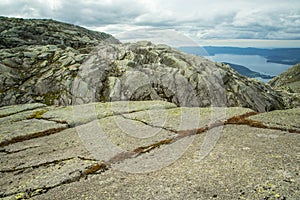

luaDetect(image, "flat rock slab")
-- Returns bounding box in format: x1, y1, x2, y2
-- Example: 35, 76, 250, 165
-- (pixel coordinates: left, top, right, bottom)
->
0, 119, 68, 147
0, 101, 299, 199
250, 108, 300, 131
42, 100, 177, 126
0, 103, 46, 118
30, 125, 300, 200
122, 107, 254, 131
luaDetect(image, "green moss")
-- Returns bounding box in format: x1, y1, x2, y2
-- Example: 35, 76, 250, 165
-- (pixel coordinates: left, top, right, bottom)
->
26, 109, 47, 119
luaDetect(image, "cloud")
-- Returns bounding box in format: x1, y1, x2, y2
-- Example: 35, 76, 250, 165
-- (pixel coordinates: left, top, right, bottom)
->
1, 0, 300, 43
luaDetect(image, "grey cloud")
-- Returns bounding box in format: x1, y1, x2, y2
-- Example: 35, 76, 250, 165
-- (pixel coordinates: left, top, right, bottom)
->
1, 0, 300, 41
54, 1, 147, 26
0, 0, 148, 26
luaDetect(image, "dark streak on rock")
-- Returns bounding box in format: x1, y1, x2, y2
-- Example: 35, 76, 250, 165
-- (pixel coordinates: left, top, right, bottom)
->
225, 112, 300, 134
107, 111, 299, 165
120, 113, 178, 133
2, 111, 299, 199
0, 127, 68, 148
0, 105, 46, 118
0, 145, 40, 154
0, 157, 75, 173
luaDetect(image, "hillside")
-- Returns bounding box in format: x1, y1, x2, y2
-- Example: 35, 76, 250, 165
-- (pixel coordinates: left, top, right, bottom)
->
268, 63, 300, 93
0, 16, 119, 49
0, 17, 290, 112
223, 62, 274, 79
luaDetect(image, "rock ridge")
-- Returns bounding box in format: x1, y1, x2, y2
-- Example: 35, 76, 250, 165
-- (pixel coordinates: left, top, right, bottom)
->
0, 16, 119, 49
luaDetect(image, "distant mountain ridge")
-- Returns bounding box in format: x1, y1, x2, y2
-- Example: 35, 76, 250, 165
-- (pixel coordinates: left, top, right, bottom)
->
223, 62, 275, 80
179, 46, 300, 65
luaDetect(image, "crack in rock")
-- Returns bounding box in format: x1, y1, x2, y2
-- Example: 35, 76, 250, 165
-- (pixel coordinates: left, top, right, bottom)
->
120, 113, 178, 133
105, 111, 299, 166
0, 127, 68, 148
225, 112, 300, 134
2, 111, 299, 199
0, 157, 110, 199
0, 145, 40, 154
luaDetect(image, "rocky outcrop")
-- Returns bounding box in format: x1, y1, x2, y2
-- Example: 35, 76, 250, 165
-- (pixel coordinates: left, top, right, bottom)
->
0, 44, 89, 105
0, 17, 118, 106
1, 16, 299, 200
0, 40, 285, 111
0, 17, 292, 112
267, 63, 300, 108
72, 41, 285, 112
0, 101, 299, 199
268, 63, 300, 93
0, 16, 119, 49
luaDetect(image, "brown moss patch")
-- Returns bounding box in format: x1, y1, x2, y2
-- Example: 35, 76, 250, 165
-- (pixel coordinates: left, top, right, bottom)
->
83, 163, 109, 175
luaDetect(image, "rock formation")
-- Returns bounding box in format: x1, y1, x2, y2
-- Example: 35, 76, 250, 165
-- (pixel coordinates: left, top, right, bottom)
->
268, 63, 300, 93
267, 63, 300, 108
0, 101, 299, 199
0, 16, 119, 49
0, 17, 287, 112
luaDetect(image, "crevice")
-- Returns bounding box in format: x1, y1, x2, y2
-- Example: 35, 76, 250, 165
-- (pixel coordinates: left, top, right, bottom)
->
224, 112, 300, 134
0, 157, 75, 173
2, 111, 299, 199
120, 113, 177, 133
56, 106, 177, 129
0, 145, 40, 154
0, 104, 47, 118
39, 117, 70, 126
0, 159, 110, 199
77, 156, 99, 162
0, 127, 68, 148
107, 111, 300, 165
0, 155, 105, 173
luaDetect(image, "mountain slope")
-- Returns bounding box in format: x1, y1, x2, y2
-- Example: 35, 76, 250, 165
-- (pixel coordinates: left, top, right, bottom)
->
0, 17, 289, 112
0, 16, 119, 49
223, 62, 274, 79
268, 63, 300, 93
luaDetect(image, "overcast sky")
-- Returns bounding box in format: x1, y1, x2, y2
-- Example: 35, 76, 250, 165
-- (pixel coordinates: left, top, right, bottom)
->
1, 0, 300, 47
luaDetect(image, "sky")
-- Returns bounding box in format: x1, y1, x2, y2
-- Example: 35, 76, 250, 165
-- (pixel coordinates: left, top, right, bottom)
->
1, 0, 300, 47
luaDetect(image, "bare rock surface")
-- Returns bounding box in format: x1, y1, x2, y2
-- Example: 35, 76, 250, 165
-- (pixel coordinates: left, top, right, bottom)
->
249, 108, 300, 131
0, 101, 299, 200
0, 16, 119, 49
267, 63, 300, 108
268, 63, 300, 93
0, 17, 288, 112
72, 42, 284, 112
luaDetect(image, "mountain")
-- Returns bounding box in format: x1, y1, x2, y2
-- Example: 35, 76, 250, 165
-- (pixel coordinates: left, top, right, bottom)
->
223, 62, 274, 79
0, 17, 292, 112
